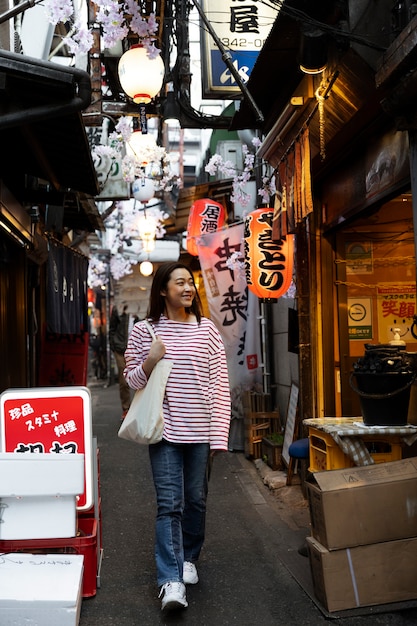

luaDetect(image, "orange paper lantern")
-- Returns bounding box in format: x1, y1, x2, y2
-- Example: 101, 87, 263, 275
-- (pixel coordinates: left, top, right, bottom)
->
186, 198, 226, 256
244, 208, 294, 299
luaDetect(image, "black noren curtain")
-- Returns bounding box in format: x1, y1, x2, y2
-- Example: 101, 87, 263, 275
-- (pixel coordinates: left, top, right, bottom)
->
46, 242, 89, 334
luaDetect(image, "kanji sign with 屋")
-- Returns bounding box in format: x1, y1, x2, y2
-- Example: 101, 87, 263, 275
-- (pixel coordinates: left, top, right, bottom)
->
0, 387, 93, 510
200, 0, 277, 97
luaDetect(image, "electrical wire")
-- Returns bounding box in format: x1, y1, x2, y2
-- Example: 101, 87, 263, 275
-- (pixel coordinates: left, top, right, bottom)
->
168, 0, 388, 130
275, 2, 387, 51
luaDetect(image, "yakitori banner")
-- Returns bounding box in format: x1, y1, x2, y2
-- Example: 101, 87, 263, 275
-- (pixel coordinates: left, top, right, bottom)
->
197, 223, 262, 450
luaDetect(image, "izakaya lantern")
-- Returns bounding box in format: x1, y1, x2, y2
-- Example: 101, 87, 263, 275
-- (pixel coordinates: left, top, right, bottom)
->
186, 198, 226, 256
244, 208, 294, 299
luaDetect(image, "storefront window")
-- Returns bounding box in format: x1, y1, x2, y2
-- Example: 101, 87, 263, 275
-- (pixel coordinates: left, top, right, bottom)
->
336, 192, 416, 414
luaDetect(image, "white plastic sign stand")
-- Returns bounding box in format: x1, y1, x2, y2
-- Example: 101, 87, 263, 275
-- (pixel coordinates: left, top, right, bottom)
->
0, 387, 93, 511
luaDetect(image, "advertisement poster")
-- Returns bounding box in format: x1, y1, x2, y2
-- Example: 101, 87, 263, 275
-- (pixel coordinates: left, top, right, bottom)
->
0, 387, 93, 510
197, 223, 262, 450
377, 284, 417, 344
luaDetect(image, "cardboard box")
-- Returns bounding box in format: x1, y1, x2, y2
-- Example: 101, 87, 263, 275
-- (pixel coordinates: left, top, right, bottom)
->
307, 535, 417, 612
0, 553, 83, 625
0, 453, 84, 540
307, 457, 417, 550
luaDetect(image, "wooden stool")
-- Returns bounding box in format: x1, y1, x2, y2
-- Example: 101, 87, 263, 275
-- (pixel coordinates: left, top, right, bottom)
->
244, 411, 281, 458
242, 391, 281, 458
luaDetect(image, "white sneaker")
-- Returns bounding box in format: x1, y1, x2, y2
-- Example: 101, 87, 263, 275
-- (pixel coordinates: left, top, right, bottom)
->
183, 561, 199, 585
159, 581, 188, 611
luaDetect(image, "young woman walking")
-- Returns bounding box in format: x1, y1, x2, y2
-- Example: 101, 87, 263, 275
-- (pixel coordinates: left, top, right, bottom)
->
124, 261, 231, 612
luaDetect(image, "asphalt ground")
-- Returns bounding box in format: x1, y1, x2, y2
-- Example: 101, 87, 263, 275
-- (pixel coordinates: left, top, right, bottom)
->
79, 379, 417, 625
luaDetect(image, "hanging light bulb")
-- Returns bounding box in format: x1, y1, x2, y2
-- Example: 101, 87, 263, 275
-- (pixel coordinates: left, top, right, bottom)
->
299, 28, 328, 75
163, 82, 181, 126
137, 213, 158, 253
140, 260, 154, 276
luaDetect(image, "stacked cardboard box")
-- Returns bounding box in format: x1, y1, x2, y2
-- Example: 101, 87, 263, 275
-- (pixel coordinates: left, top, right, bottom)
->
306, 457, 417, 612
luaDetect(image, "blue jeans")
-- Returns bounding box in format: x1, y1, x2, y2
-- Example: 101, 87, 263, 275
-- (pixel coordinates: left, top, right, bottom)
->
148, 440, 210, 587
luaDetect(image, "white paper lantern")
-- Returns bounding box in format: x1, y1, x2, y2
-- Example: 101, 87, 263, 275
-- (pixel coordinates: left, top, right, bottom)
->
137, 214, 158, 253
132, 178, 155, 203
126, 131, 157, 165
118, 45, 165, 104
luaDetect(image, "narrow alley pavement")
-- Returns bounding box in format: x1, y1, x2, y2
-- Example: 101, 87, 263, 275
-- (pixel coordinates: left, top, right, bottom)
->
79, 380, 417, 625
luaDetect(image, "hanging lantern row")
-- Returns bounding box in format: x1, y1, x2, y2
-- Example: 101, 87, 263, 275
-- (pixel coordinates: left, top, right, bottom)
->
244, 208, 294, 300
186, 198, 226, 256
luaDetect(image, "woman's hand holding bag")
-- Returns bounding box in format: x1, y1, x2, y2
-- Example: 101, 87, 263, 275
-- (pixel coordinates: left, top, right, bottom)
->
118, 321, 172, 445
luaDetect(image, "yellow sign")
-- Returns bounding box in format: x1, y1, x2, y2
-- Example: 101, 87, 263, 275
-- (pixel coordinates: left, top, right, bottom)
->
377, 284, 416, 343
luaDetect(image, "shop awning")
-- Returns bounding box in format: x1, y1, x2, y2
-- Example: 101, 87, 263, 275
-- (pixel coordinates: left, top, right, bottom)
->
229, 0, 346, 134
230, 2, 385, 176
165, 179, 234, 236
229, 8, 303, 132
0, 50, 102, 232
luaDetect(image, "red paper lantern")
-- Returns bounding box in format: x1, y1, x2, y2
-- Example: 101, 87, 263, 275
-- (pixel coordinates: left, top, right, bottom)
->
244, 208, 294, 299
186, 198, 226, 256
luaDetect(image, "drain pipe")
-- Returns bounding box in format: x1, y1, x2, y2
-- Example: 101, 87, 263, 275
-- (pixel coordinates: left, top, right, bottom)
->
259, 300, 271, 398
0, 0, 37, 24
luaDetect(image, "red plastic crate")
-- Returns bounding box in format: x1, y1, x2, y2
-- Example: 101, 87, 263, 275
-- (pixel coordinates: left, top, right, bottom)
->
77, 497, 102, 553
0, 517, 98, 597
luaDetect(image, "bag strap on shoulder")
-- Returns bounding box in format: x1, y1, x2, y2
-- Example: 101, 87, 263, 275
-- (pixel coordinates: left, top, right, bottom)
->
144, 319, 156, 340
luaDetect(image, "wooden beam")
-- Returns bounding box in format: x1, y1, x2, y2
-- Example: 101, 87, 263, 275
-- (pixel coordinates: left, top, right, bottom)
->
376, 14, 417, 88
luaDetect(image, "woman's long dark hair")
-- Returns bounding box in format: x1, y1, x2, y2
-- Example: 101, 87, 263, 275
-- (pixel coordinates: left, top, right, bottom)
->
147, 262, 202, 323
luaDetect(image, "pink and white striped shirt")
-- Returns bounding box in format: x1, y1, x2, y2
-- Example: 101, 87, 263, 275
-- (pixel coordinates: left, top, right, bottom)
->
124, 316, 231, 450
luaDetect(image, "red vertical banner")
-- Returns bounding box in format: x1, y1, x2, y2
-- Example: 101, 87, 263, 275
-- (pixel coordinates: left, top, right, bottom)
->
0, 387, 93, 510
